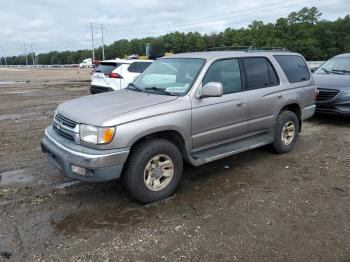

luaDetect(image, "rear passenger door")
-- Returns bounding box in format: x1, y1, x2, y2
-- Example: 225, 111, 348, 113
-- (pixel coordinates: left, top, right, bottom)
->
241, 57, 284, 134
191, 59, 249, 151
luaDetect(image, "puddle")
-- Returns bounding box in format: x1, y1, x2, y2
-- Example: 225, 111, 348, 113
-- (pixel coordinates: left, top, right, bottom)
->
54, 207, 148, 234
0, 169, 34, 186
0, 81, 27, 85
0, 91, 32, 95
0, 112, 41, 121
54, 180, 81, 189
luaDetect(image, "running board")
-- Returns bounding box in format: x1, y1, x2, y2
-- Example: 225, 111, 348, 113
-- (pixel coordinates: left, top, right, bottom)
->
190, 134, 273, 165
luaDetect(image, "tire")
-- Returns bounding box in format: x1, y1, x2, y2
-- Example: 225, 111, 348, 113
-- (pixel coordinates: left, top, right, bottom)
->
272, 110, 300, 154
123, 139, 183, 204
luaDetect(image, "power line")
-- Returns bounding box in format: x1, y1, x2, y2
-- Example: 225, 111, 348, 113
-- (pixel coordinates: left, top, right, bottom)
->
30, 44, 35, 65
89, 23, 95, 61
86, 23, 107, 60
101, 24, 105, 60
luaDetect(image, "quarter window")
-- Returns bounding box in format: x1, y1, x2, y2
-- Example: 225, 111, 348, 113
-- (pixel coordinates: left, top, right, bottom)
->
274, 55, 310, 83
202, 59, 242, 94
243, 57, 279, 90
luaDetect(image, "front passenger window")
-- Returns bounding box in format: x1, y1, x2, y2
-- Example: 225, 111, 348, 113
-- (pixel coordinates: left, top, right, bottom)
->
202, 59, 242, 95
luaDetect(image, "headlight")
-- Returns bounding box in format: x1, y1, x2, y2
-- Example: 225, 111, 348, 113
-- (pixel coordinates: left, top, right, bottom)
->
80, 124, 115, 144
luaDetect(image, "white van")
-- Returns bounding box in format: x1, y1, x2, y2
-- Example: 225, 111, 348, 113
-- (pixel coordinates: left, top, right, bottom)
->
79, 58, 93, 68
90, 59, 153, 94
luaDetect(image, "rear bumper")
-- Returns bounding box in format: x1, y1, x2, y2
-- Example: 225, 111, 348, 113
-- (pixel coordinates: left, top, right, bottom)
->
301, 105, 316, 120
90, 85, 114, 94
41, 126, 130, 182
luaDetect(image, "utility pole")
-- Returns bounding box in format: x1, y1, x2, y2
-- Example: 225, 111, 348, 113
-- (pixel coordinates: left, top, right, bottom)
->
101, 24, 105, 60
90, 23, 95, 61
24, 44, 28, 66
30, 44, 35, 65
4, 56, 7, 66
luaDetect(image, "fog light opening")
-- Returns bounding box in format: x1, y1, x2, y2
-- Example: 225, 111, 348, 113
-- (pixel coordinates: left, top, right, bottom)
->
71, 165, 86, 176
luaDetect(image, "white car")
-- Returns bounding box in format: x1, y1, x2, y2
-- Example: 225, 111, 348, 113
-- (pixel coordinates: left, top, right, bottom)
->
90, 59, 153, 94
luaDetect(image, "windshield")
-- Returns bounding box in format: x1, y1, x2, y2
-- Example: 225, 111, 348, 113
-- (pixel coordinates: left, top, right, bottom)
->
315, 57, 350, 75
132, 58, 205, 96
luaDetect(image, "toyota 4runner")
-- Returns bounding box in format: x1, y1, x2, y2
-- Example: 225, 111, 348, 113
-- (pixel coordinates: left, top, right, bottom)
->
41, 51, 316, 204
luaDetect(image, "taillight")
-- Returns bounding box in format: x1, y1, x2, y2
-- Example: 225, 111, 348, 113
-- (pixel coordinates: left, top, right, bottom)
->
104, 73, 122, 79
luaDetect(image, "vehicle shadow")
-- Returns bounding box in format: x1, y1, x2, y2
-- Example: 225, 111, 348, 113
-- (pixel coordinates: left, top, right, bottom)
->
50, 147, 270, 235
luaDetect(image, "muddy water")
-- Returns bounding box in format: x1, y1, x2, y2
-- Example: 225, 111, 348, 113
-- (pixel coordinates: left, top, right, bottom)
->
0, 169, 34, 186
0, 81, 26, 85
0, 112, 42, 121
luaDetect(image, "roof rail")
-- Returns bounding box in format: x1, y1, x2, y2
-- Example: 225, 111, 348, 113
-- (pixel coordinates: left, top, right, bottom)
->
206, 46, 289, 52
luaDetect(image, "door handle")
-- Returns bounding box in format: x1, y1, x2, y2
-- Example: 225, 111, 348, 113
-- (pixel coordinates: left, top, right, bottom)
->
237, 102, 245, 107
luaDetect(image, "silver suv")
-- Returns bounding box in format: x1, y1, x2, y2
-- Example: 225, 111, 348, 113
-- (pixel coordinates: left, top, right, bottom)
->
41, 51, 316, 203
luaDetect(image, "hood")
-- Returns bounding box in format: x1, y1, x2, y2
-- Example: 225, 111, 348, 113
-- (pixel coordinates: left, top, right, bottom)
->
58, 89, 178, 126
313, 73, 350, 91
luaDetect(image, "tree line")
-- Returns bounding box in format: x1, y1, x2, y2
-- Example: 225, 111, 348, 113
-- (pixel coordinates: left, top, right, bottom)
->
4, 7, 350, 65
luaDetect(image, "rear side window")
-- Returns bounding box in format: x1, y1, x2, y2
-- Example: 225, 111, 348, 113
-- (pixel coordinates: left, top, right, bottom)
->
274, 55, 310, 83
95, 63, 122, 73
128, 62, 152, 73
242, 57, 279, 90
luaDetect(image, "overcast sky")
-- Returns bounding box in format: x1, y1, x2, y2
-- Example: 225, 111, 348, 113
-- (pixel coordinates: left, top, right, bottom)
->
0, 0, 349, 56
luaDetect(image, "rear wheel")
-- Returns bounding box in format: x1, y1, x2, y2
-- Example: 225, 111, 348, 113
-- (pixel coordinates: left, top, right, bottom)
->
272, 111, 299, 154
123, 139, 183, 204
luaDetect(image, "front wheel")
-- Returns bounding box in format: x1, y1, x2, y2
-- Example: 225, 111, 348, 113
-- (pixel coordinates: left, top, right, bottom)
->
272, 111, 300, 154
123, 139, 183, 204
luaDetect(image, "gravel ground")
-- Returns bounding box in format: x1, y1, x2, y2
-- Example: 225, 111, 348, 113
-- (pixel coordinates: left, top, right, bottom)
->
0, 68, 349, 262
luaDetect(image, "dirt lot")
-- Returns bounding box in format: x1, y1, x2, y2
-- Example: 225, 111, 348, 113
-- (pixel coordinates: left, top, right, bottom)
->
0, 68, 349, 262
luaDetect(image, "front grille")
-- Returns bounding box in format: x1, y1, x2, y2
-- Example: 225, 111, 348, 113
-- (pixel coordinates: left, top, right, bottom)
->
316, 88, 341, 102
55, 113, 77, 129
53, 114, 78, 142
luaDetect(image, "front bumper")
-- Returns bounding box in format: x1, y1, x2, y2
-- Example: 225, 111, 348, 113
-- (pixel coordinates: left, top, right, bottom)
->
301, 105, 316, 120
316, 92, 350, 117
41, 125, 130, 182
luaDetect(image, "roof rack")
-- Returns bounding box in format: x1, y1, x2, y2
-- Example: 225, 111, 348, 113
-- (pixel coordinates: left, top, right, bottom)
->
206, 46, 289, 52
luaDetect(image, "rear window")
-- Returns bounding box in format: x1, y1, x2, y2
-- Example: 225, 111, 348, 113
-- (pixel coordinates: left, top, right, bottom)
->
274, 55, 310, 83
128, 62, 153, 73
243, 57, 279, 90
95, 62, 123, 73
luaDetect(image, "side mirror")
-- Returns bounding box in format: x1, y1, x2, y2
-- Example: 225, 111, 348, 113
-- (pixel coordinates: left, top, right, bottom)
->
198, 82, 223, 98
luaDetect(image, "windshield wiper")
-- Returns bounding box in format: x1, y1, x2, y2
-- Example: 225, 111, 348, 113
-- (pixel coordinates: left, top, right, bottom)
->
145, 87, 176, 96
321, 68, 330, 74
127, 83, 142, 91
332, 69, 350, 74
